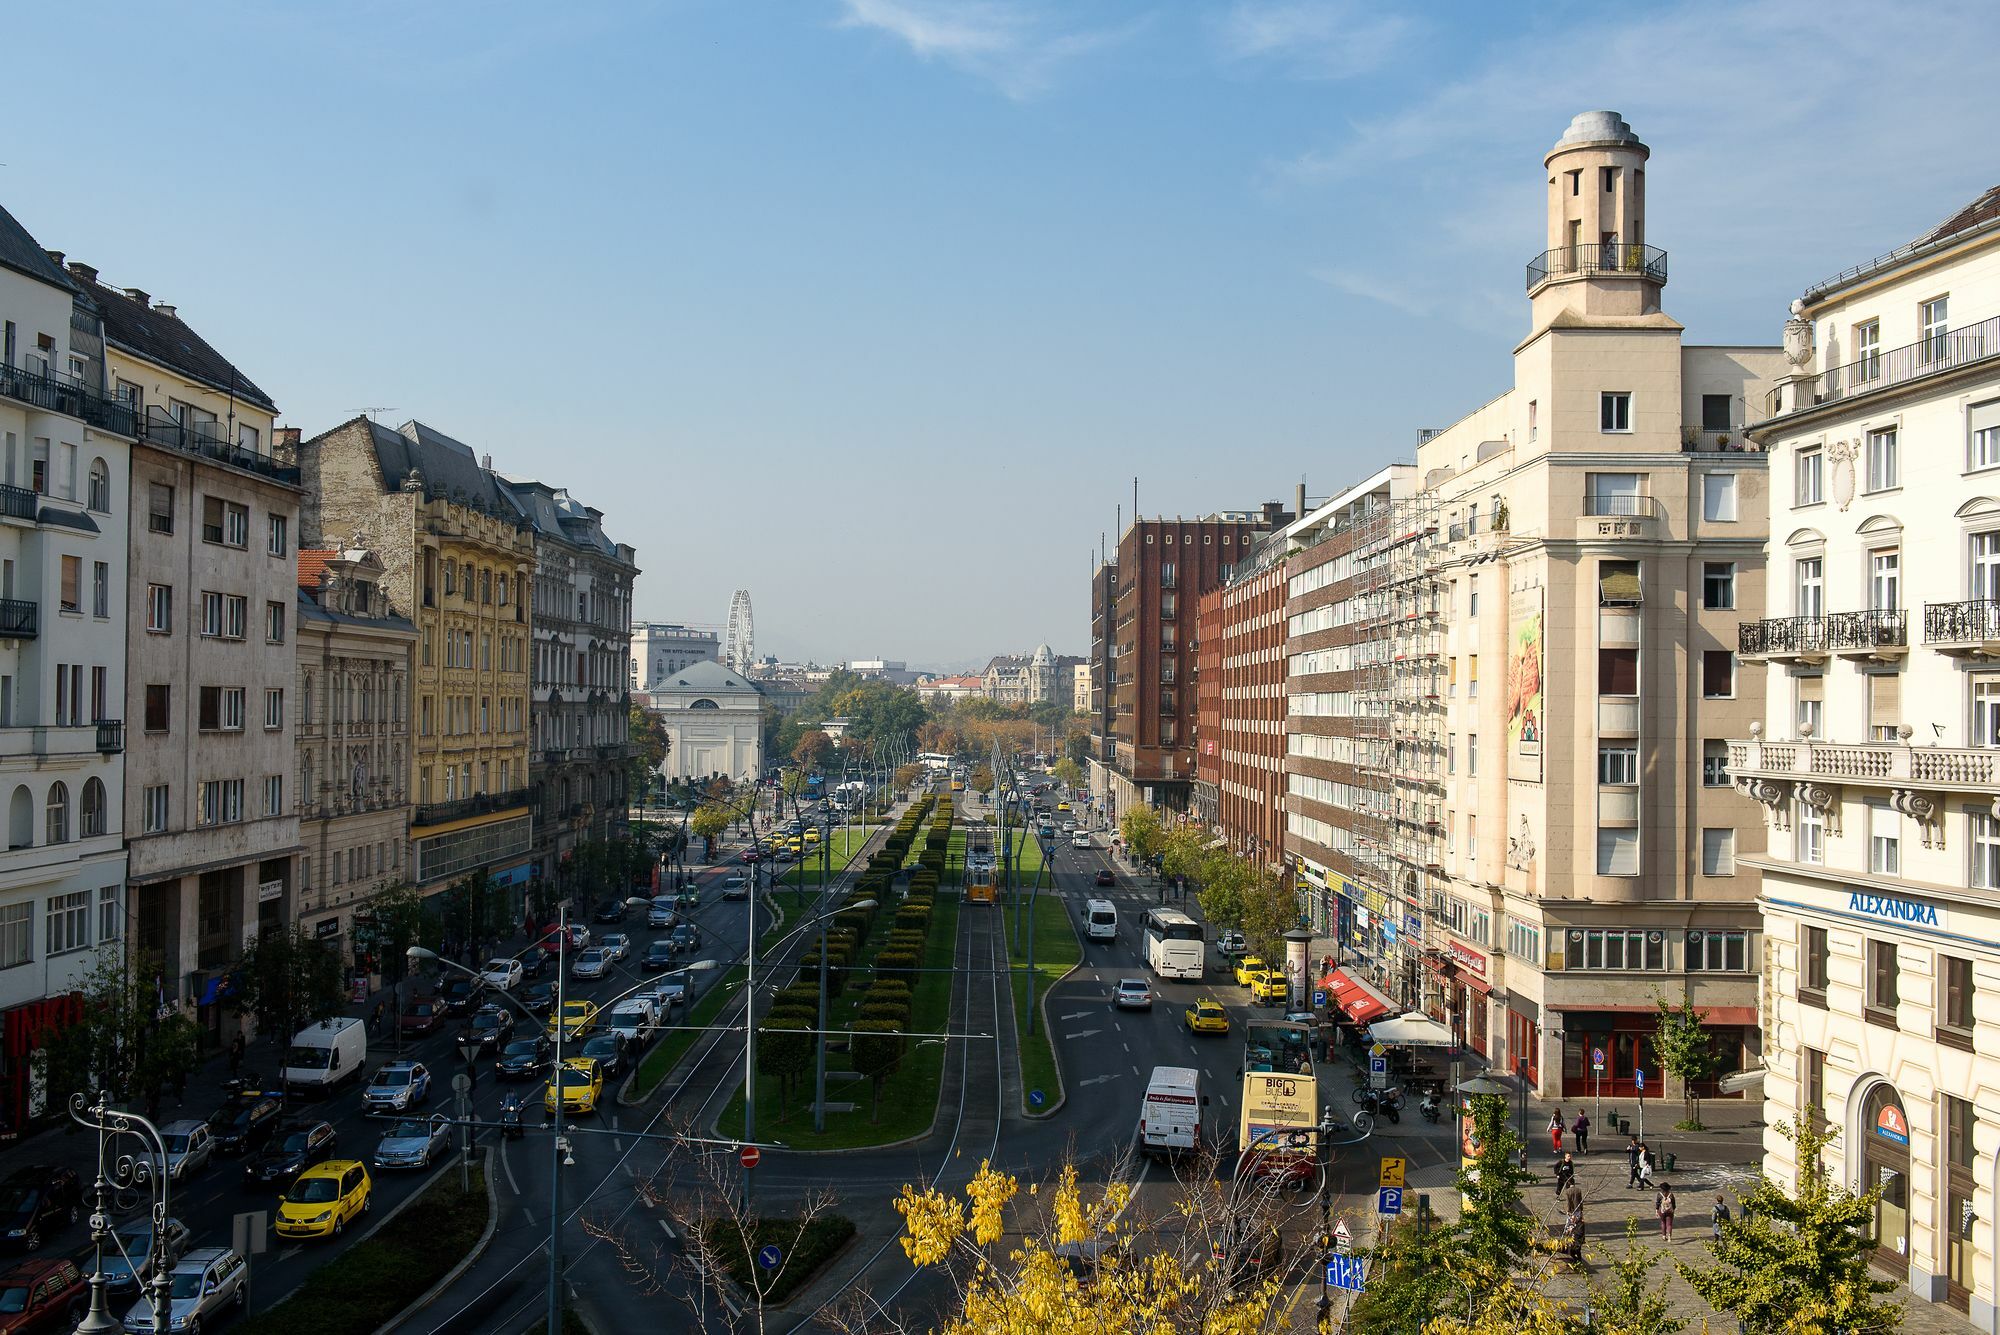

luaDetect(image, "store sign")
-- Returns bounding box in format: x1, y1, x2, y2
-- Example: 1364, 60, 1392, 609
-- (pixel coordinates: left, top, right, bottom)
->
257, 879, 285, 903
1875, 1102, 1910, 1145
1847, 891, 1940, 928
314, 918, 341, 939
1448, 941, 1487, 975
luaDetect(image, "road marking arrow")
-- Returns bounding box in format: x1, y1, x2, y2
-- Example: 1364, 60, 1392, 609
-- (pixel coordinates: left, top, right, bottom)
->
1060, 1011, 1093, 1021
1078, 1073, 1122, 1088
1062, 1029, 1102, 1041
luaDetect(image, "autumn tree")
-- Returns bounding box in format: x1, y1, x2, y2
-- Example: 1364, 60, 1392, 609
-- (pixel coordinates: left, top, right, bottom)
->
1589, 1222, 1685, 1335
690, 803, 731, 856
1118, 804, 1165, 866
894, 763, 923, 792
1050, 758, 1083, 789
44, 948, 202, 1117
628, 702, 670, 799
968, 765, 994, 795
792, 730, 834, 773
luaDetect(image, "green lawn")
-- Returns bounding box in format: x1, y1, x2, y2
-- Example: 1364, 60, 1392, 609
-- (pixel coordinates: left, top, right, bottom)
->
1004, 888, 1081, 1115
774, 827, 872, 887
716, 891, 963, 1150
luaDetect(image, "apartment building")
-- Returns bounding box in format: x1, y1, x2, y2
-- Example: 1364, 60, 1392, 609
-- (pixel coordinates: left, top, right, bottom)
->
1728, 183, 2000, 1324
293, 548, 416, 963
299, 419, 535, 903
0, 210, 134, 1119
65, 262, 302, 1038
503, 477, 637, 878
1402, 112, 1784, 1095
631, 622, 718, 690
1085, 560, 1118, 809
1192, 532, 1288, 863
1095, 503, 1290, 817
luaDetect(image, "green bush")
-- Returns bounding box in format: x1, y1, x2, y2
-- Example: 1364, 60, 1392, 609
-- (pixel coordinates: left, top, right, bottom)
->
858, 1001, 910, 1025
702, 1214, 857, 1305
765, 1005, 819, 1027
775, 983, 820, 1010
873, 949, 919, 981
865, 979, 911, 1002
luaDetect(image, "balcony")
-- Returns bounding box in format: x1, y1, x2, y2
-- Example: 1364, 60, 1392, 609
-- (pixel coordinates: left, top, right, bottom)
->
1924, 599, 2000, 655
1728, 736, 2000, 795
1525, 242, 1668, 293
1738, 616, 1827, 662
0, 362, 138, 437
1824, 608, 1908, 658
139, 407, 300, 486
1783, 313, 2000, 417
95, 721, 123, 754
0, 600, 36, 640
0, 484, 36, 523
412, 786, 533, 829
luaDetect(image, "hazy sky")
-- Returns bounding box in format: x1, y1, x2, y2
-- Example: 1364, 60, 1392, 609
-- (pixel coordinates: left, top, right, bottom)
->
9, 1, 1998, 669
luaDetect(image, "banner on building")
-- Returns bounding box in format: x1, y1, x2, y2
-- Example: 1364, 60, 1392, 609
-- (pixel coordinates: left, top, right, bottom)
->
1506, 586, 1544, 781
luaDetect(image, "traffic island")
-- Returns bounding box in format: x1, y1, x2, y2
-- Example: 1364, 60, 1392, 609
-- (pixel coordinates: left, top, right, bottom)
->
1003, 882, 1082, 1117
703, 1215, 858, 1306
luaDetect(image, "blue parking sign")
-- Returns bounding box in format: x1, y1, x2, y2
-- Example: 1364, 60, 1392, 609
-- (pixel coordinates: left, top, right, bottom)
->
1314, 989, 1327, 1008
1378, 1187, 1403, 1216
1325, 1255, 1366, 1293
1369, 1056, 1387, 1077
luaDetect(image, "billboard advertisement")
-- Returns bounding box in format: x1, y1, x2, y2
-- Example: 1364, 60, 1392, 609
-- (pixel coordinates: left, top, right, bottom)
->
1239, 1071, 1318, 1181
1506, 585, 1544, 781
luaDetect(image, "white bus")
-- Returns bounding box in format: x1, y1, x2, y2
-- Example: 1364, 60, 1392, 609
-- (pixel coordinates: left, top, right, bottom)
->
1141, 908, 1205, 980
917, 752, 953, 771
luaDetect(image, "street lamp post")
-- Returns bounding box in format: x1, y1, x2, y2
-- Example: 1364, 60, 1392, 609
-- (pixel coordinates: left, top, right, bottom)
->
70, 1093, 173, 1335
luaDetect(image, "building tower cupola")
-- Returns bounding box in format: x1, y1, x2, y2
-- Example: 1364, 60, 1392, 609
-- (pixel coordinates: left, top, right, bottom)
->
1528, 110, 1666, 326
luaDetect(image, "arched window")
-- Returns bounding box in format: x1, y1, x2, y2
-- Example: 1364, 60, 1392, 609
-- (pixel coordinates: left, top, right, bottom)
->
44, 783, 69, 844
79, 779, 106, 838
86, 459, 111, 512
7, 787, 31, 850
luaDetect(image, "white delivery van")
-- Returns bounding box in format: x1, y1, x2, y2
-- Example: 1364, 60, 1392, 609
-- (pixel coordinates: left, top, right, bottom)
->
1084, 899, 1118, 943
1139, 1065, 1204, 1158
1071, 830, 1091, 849
282, 1017, 367, 1094
608, 997, 659, 1048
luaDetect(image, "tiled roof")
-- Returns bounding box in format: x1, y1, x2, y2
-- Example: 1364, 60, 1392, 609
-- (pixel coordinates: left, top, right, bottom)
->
1922, 184, 2000, 247
297, 548, 338, 591
66, 271, 276, 411
0, 205, 74, 292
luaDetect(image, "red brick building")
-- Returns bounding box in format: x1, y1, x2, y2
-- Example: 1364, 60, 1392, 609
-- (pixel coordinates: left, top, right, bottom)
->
1193, 550, 1288, 864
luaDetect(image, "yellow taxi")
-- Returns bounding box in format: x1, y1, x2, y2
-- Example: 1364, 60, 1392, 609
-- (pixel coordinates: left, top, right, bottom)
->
1250, 974, 1289, 1005
1234, 956, 1270, 988
545, 1057, 604, 1116
275, 1160, 371, 1240
802, 826, 821, 844
1184, 998, 1229, 1035
547, 999, 599, 1042
1056, 801, 1072, 813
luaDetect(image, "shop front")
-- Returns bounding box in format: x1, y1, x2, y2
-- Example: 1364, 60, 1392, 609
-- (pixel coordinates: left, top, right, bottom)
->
1425, 945, 1490, 1061
1558, 1005, 1756, 1101
1857, 1081, 1912, 1277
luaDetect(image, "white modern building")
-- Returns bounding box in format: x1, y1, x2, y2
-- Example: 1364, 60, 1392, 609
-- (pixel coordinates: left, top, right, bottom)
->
631, 622, 718, 690
645, 659, 764, 784
1730, 182, 2000, 1326
0, 206, 133, 1124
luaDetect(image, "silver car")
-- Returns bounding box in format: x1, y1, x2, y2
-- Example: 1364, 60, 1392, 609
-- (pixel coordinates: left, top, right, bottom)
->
570, 947, 611, 980
599, 933, 631, 963
132, 1123, 213, 1185
120, 1246, 247, 1335
99, 1217, 191, 1297
373, 1115, 452, 1170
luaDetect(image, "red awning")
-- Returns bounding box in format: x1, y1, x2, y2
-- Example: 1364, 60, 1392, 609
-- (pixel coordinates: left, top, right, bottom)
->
1320, 967, 1359, 996
1340, 992, 1392, 1025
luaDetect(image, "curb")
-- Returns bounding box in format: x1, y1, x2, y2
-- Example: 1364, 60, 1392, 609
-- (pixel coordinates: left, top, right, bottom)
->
367, 1147, 498, 1335
1022, 900, 1086, 1121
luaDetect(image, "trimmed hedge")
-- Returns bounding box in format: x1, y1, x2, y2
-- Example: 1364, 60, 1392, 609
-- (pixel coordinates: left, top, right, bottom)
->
704, 1214, 857, 1305
858, 1001, 909, 1025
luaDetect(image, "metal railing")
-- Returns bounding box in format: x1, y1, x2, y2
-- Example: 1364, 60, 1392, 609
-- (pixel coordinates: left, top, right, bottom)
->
1739, 615, 1827, 656
0, 484, 36, 521
412, 786, 534, 828
1792, 313, 2000, 413
1525, 243, 1668, 292
95, 720, 124, 754
1925, 599, 2000, 644
139, 407, 300, 485
0, 361, 138, 436
1825, 608, 1907, 650
0, 599, 37, 639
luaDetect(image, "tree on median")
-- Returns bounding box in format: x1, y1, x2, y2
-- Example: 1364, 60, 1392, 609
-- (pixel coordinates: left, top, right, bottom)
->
849, 1020, 905, 1123
690, 803, 731, 857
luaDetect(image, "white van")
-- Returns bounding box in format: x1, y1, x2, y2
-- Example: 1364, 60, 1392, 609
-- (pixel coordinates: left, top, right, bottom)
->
282, 1017, 367, 1094
1084, 899, 1118, 943
1071, 830, 1091, 849
1139, 1065, 1204, 1158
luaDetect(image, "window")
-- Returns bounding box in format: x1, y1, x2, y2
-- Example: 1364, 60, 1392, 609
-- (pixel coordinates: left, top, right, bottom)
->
1599, 392, 1632, 433
1596, 828, 1639, 876
1702, 562, 1736, 609
97, 885, 120, 943
1975, 531, 2000, 601
143, 785, 169, 834
1801, 925, 1830, 1000
1599, 559, 1642, 605
198, 779, 244, 826
264, 688, 284, 730
1866, 672, 1902, 742
79, 778, 105, 838
1701, 739, 1730, 787
147, 483, 173, 534
1867, 939, 1899, 1020
1796, 674, 1824, 736
1599, 647, 1638, 695
266, 601, 286, 644
201, 592, 223, 638
59, 556, 79, 613
144, 685, 170, 733
1701, 473, 1737, 521
1598, 745, 1638, 785
1564, 926, 1665, 970
1869, 549, 1900, 611
1698, 830, 1736, 878
89, 562, 108, 618
1796, 447, 1823, 505
263, 776, 283, 817
1865, 428, 1898, 491
1975, 810, 2000, 889
1797, 801, 1826, 863
1855, 319, 1881, 380
1940, 954, 1975, 1042
44, 783, 68, 844
1702, 651, 1734, 698
1795, 556, 1824, 618
1585, 471, 1642, 515
146, 584, 171, 633
1527, 399, 1538, 441
198, 686, 246, 732
1970, 399, 2000, 471
1867, 799, 1900, 875
1467, 816, 1477, 861
1802, 1047, 1826, 1118
1700, 394, 1732, 431
1468, 578, 1479, 617
0, 903, 27, 970
44, 890, 89, 956
224, 595, 247, 640
1467, 734, 1479, 777
1975, 678, 2000, 748
267, 514, 287, 557
86, 460, 110, 512
1921, 296, 1949, 363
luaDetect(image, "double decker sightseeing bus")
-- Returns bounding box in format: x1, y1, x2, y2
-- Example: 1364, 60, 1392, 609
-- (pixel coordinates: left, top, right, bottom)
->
1238, 1018, 1319, 1183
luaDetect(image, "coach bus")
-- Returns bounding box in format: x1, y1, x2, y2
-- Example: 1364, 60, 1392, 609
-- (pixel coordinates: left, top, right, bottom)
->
1140, 908, 1204, 980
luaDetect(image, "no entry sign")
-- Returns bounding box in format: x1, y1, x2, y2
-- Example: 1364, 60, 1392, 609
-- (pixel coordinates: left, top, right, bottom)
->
739, 1144, 761, 1169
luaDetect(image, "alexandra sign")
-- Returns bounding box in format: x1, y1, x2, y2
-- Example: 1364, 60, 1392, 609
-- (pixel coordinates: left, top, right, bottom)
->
1847, 891, 1941, 928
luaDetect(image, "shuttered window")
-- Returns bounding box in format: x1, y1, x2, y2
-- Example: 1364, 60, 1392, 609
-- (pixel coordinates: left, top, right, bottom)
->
1599, 559, 1642, 605
1868, 673, 1902, 740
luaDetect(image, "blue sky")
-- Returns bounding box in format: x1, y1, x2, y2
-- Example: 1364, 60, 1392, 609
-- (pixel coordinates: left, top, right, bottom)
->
8, 1, 1998, 668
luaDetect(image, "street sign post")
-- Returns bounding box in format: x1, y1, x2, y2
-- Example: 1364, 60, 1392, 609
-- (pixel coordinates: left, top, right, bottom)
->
739, 1144, 761, 1170
757, 1244, 782, 1270
1378, 1156, 1406, 1188
1332, 1220, 1352, 1254
1591, 1046, 1605, 1125
1368, 1056, 1388, 1084
1029, 1088, 1045, 1107
1378, 1187, 1403, 1216
1314, 989, 1327, 1009
1635, 1069, 1646, 1138
1326, 1255, 1364, 1292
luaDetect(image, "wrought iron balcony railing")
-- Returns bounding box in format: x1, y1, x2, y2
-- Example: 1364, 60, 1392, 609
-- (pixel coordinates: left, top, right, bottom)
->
0, 362, 138, 436
1526, 243, 1668, 293
1739, 616, 1826, 656
0, 599, 37, 639
1792, 313, 2000, 414
412, 786, 534, 828
0, 484, 36, 522
1824, 608, 1907, 650
139, 407, 300, 485
1925, 599, 2000, 645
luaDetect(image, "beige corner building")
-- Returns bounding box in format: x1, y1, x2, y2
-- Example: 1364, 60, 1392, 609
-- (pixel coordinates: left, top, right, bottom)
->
1729, 184, 2000, 1325
1391, 113, 1784, 1099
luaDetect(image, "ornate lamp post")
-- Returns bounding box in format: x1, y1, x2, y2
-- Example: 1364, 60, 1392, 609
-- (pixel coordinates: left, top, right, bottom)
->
70, 1093, 174, 1335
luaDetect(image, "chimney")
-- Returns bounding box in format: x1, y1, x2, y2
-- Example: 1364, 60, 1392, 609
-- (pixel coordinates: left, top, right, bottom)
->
153, 302, 177, 319
481, 453, 493, 470
123, 287, 150, 305
44, 251, 63, 270
274, 427, 302, 450
65, 261, 97, 284
1294, 481, 1307, 520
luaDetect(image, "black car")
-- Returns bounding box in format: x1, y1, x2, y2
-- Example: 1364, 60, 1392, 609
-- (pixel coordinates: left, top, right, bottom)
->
242, 1120, 337, 1188
521, 982, 556, 1016
579, 1032, 627, 1078
460, 1005, 517, 1052
0, 1166, 81, 1251
667, 923, 701, 956
495, 1036, 552, 1080
206, 1093, 284, 1154
642, 940, 677, 973
593, 900, 627, 924
519, 948, 552, 980
439, 977, 481, 1016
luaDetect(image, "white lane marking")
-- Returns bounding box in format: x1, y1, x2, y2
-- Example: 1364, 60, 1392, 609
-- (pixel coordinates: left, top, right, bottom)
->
659, 1219, 678, 1241
1121, 1041, 1130, 1053
500, 1135, 521, 1196
1130, 1064, 1140, 1076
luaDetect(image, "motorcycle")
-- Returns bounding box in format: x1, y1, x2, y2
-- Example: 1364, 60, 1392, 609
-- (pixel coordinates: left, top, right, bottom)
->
500, 1094, 525, 1141
1352, 1085, 1404, 1124
1418, 1089, 1444, 1123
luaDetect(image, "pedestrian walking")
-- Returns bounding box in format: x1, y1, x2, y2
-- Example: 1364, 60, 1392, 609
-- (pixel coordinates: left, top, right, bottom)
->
228, 1032, 246, 1078
1711, 1194, 1731, 1242
1563, 1179, 1584, 1216
1562, 1205, 1585, 1262
1637, 1143, 1656, 1189
1552, 1152, 1575, 1198
1572, 1109, 1590, 1154
1625, 1134, 1643, 1187
1549, 1108, 1565, 1154
1655, 1181, 1677, 1241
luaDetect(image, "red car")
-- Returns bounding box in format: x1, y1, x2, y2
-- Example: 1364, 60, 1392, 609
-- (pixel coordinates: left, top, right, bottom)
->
0, 1257, 85, 1335
398, 999, 444, 1036
1095, 870, 1115, 887
738, 848, 760, 863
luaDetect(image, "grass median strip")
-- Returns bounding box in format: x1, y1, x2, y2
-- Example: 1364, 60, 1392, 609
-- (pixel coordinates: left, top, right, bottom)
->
1005, 889, 1081, 1114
